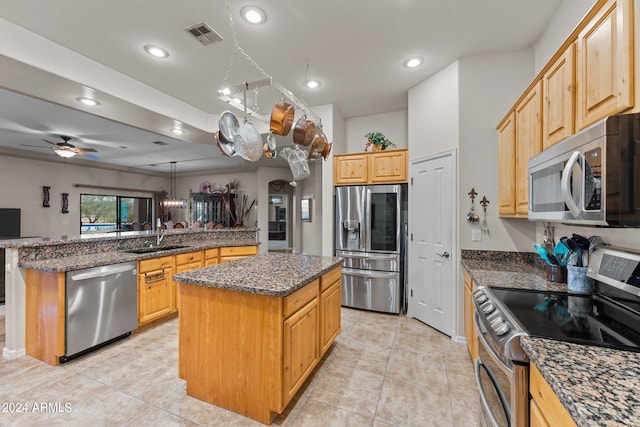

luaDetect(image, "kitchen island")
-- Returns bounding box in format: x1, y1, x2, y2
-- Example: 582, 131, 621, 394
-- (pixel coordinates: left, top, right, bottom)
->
173, 252, 342, 425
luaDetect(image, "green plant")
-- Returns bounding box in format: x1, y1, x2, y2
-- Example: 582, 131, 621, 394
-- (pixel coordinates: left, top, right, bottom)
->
365, 132, 396, 151
226, 179, 239, 192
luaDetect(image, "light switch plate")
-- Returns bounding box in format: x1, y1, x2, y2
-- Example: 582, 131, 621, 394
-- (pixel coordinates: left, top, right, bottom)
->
472, 228, 481, 241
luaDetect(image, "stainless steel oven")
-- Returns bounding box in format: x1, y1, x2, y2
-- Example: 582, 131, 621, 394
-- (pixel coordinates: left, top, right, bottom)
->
474, 311, 528, 427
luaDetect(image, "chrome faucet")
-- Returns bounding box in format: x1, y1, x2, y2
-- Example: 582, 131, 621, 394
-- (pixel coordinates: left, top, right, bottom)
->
156, 218, 164, 246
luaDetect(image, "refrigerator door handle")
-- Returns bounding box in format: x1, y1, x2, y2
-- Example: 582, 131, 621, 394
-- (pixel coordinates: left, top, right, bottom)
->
343, 268, 398, 279
364, 186, 372, 251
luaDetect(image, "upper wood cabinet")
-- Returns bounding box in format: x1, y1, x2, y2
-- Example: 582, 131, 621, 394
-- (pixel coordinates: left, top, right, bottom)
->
576, 0, 634, 130
543, 45, 575, 149
497, 112, 516, 216
515, 81, 543, 216
334, 149, 408, 185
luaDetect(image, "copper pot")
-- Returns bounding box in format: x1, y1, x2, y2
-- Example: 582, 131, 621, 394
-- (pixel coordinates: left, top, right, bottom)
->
270, 101, 295, 136
309, 129, 328, 159
293, 117, 317, 146
321, 142, 333, 159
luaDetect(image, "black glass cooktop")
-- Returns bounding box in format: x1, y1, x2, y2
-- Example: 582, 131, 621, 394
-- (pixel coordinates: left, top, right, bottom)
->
491, 286, 640, 353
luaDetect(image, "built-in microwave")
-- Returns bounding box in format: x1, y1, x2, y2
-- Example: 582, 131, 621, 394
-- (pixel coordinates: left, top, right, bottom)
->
528, 113, 640, 226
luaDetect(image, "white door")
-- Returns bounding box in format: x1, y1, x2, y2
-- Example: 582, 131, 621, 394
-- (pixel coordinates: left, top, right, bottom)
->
409, 151, 455, 336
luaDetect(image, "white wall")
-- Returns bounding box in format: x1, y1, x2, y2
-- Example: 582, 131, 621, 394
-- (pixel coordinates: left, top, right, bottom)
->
0, 154, 167, 237
534, 0, 597, 73
458, 49, 537, 252
345, 111, 408, 154
408, 61, 460, 158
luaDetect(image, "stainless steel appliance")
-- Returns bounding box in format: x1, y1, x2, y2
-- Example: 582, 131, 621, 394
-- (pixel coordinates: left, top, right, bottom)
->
62, 261, 138, 363
528, 112, 640, 226
473, 245, 640, 426
335, 184, 407, 314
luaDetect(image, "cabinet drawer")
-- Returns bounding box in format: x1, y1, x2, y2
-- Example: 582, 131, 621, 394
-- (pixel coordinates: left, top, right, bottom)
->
204, 247, 220, 259
284, 279, 319, 318
176, 261, 202, 273
220, 245, 258, 257
176, 251, 203, 265
139, 255, 173, 273
321, 266, 341, 292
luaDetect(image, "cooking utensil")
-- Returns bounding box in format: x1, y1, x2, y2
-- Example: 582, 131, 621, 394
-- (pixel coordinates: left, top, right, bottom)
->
234, 121, 263, 161
215, 131, 237, 157
572, 233, 591, 266
308, 129, 328, 160
269, 101, 295, 136
263, 132, 277, 158
534, 244, 554, 265
553, 241, 570, 266
564, 238, 583, 267
321, 142, 333, 159
292, 116, 317, 146
218, 111, 240, 144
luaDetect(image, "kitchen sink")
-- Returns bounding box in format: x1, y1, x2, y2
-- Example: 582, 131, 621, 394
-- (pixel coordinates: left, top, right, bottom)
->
125, 245, 189, 254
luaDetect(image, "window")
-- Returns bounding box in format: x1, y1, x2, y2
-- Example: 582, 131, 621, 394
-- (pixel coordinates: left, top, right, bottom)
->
80, 194, 152, 233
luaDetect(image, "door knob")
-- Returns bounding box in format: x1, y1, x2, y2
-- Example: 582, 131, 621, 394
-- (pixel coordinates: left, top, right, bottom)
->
437, 252, 450, 259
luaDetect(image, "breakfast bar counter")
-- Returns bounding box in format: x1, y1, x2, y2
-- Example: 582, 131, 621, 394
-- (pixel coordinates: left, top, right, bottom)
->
173, 253, 342, 425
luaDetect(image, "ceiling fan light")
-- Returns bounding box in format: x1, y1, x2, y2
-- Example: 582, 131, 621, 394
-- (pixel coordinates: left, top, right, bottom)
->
144, 44, 170, 59
54, 149, 76, 158
76, 97, 100, 106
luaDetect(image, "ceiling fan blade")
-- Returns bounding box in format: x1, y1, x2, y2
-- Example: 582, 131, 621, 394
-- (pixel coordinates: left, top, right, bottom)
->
80, 153, 100, 160
20, 144, 52, 149
42, 138, 61, 146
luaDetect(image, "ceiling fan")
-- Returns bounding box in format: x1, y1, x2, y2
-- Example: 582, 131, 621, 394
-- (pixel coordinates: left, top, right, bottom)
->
22, 135, 99, 159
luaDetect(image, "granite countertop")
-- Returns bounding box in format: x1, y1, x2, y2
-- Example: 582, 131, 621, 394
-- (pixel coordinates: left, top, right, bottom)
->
462, 252, 640, 426
19, 240, 258, 272
173, 252, 342, 297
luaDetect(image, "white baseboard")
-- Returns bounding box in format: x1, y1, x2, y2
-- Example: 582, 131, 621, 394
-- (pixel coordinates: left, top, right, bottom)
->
3, 346, 25, 360
453, 335, 466, 345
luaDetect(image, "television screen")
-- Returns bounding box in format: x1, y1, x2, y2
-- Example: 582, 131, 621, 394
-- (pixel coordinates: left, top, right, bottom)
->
0, 208, 21, 238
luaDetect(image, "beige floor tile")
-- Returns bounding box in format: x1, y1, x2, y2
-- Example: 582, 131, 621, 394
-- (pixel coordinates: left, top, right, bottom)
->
290, 400, 374, 426
330, 337, 391, 375
449, 385, 485, 427
347, 320, 397, 348
310, 363, 384, 418
385, 347, 448, 388
393, 326, 446, 356
375, 376, 454, 427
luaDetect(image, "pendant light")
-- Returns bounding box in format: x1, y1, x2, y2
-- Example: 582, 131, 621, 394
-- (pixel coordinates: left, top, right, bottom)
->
162, 161, 187, 208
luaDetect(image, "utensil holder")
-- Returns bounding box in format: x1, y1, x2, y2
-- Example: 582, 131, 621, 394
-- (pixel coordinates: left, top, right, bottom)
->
545, 265, 567, 283
567, 265, 592, 294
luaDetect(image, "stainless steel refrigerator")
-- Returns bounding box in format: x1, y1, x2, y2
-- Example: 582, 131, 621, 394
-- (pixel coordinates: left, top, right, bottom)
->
335, 184, 407, 314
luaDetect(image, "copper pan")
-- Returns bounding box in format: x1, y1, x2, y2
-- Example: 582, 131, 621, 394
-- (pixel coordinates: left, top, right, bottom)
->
270, 101, 295, 136
293, 117, 317, 146
308, 129, 327, 159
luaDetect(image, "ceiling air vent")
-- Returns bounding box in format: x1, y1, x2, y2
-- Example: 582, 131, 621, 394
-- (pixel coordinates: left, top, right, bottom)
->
151, 141, 168, 146
185, 22, 224, 46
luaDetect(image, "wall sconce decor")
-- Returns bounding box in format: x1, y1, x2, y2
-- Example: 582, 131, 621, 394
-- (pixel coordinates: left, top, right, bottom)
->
61, 193, 69, 214
479, 196, 490, 234
301, 198, 311, 222
42, 186, 51, 208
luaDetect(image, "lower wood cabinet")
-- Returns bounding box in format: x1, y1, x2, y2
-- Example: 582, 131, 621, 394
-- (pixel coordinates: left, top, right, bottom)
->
219, 245, 258, 263
204, 247, 220, 266
529, 363, 577, 427
138, 266, 174, 325
320, 267, 342, 354
463, 268, 478, 360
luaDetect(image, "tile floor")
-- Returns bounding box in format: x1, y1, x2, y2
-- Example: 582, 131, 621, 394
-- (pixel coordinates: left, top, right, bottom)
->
0, 308, 483, 426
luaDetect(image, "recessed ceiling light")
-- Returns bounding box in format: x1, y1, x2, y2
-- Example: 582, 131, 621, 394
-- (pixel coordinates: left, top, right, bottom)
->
240, 6, 266, 24
403, 56, 424, 68
76, 97, 100, 106
303, 79, 321, 89
170, 128, 185, 135
144, 44, 170, 59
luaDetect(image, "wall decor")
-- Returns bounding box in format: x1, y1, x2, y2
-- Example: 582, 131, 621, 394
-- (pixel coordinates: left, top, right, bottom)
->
61, 193, 69, 214
301, 198, 311, 222
42, 186, 51, 208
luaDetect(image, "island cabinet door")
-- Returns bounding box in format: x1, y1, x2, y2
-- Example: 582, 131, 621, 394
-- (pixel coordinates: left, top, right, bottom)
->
283, 298, 319, 403
138, 268, 174, 325
320, 280, 341, 355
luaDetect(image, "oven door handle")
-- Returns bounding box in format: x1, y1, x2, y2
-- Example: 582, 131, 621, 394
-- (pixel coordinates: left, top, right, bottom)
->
474, 312, 514, 375
475, 357, 512, 427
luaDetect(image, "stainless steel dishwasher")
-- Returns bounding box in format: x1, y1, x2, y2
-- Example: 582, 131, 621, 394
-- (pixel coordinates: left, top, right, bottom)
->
62, 261, 137, 362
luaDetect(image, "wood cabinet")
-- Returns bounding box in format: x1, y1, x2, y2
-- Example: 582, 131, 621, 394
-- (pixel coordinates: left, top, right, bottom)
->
497, 112, 517, 216
138, 256, 175, 325
334, 149, 408, 185
515, 81, 543, 216
543, 45, 575, 149
204, 247, 220, 266
530, 363, 577, 427
177, 265, 341, 424
576, 0, 633, 130
463, 268, 478, 361
220, 245, 258, 263
175, 251, 203, 311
